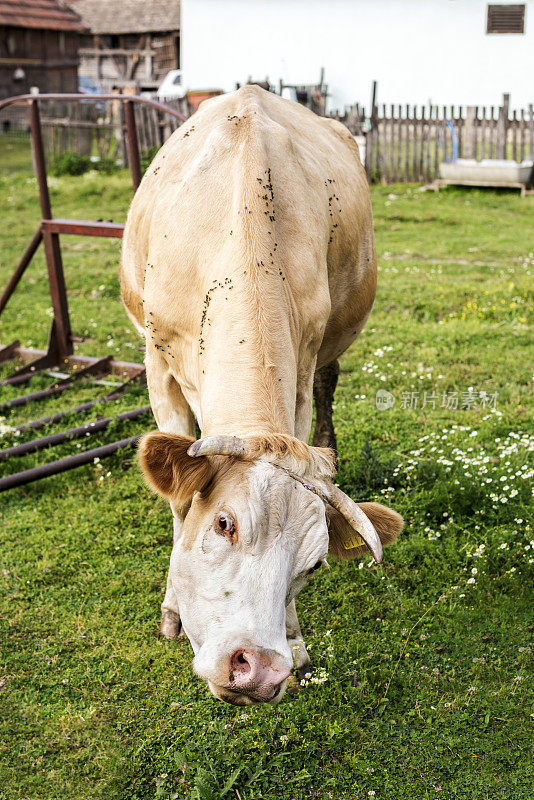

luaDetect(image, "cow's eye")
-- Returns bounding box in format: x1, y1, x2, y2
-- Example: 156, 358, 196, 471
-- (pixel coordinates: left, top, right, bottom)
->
215, 511, 237, 542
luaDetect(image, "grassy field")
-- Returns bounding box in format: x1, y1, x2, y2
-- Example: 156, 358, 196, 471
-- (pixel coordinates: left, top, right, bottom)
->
0, 137, 533, 800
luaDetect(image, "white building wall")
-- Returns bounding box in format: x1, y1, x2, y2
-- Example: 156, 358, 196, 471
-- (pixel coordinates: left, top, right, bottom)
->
181, 0, 534, 110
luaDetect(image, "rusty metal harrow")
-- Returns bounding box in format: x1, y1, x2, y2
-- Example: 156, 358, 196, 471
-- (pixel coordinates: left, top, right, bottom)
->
0, 93, 186, 491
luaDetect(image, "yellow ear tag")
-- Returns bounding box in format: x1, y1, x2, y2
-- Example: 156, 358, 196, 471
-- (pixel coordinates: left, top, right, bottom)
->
343, 532, 365, 550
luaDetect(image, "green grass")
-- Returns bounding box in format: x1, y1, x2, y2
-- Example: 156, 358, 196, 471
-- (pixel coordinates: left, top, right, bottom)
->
0, 141, 533, 800
0, 135, 33, 175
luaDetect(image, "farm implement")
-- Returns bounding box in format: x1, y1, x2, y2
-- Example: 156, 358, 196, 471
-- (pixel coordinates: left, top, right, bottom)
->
0, 93, 186, 491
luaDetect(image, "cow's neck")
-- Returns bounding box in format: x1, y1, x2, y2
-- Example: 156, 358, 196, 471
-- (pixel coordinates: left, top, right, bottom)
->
187, 139, 320, 439
197, 273, 300, 437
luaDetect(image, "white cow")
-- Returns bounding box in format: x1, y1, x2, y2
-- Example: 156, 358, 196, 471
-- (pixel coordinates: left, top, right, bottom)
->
120, 86, 402, 705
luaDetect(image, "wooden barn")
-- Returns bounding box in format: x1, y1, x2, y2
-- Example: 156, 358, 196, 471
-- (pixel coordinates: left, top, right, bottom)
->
0, 0, 86, 98
66, 0, 181, 93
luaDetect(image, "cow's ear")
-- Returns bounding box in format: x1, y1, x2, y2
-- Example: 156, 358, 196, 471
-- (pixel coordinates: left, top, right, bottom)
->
327, 501, 403, 560
138, 432, 217, 503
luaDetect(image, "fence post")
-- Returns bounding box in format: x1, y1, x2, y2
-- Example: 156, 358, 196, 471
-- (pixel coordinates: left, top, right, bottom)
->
364, 126, 373, 182
29, 98, 72, 359
464, 106, 477, 159
496, 93, 510, 159
529, 104, 534, 162
365, 84, 379, 183
124, 99, 142, 191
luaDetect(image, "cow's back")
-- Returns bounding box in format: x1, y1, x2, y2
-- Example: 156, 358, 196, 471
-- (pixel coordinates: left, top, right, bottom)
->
120, 86, 376, 397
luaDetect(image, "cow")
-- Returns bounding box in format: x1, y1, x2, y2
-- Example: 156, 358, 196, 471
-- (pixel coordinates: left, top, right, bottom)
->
120, 85, 402, 706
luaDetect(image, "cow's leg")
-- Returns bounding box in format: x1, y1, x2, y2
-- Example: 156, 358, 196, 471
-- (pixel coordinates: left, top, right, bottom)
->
160, 503, 190, 640
312, 360, 340, 456
145, 347, 196, 640
286, 599, 311, 681
294, 368, 315, 442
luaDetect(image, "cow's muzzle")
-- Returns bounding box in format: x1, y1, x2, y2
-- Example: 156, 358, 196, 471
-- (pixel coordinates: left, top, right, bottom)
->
204, 648, 291, 705
208, 678, 288, 706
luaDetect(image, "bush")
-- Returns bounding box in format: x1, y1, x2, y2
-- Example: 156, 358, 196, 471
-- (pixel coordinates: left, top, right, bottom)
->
95, 157, 121, 174
51, 151, 92, 176
50, 152, 122, 177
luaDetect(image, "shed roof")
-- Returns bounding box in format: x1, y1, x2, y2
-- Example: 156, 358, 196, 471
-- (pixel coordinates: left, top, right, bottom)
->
66, 0, 180, 35
0, 0, 87, 32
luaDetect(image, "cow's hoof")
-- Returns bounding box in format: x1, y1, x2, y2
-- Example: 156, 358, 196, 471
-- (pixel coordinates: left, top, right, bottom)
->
160, 609, 183, 640
288, 636, 311, 672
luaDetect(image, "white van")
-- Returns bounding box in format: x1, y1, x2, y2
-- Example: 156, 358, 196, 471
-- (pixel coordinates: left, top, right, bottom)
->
157, 70, 184, 101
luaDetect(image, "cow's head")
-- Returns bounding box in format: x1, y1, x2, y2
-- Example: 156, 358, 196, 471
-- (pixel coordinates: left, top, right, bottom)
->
139, 433, 402, 705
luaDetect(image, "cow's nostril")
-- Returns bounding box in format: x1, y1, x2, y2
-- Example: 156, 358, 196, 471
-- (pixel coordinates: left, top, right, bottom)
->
231, 650, 251, 675
225, 650, 291, 698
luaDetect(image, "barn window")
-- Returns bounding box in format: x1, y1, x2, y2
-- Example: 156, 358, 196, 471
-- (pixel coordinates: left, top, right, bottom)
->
486, 4, 526, 33
102, 35, 120, 49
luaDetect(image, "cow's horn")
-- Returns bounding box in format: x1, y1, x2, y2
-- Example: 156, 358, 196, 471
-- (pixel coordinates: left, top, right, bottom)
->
325, 484, 383, 563
187, 435, 249, 458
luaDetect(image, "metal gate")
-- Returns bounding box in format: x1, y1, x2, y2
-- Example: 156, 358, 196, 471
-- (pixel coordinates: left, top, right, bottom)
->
0, 93, 186, 490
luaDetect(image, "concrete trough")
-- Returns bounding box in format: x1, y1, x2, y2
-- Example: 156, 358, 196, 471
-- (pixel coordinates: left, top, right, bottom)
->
439, 158, 533, 188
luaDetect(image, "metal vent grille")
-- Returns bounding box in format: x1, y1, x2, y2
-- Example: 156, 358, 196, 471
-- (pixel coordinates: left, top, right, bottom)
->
487, 4, 526, 33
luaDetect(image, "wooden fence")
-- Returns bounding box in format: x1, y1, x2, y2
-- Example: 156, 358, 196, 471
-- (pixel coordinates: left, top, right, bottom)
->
40, 99, 114, 161
363, 101, 534, 184
328, 103, 367, 135
2, 92, 532, 185
327, 96, 534, 183
35, 96, 188, 166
